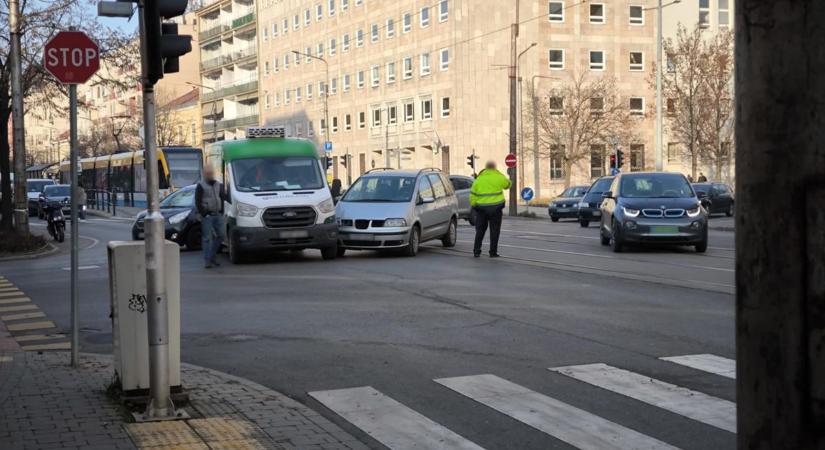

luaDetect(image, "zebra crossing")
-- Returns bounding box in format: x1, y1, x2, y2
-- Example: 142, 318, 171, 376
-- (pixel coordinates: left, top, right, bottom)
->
0, 276, 71, 351
310, 354, 736, 450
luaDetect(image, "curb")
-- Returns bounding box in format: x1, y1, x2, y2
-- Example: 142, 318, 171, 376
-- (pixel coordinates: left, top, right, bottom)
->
0, 242, 58, 262
86, 209, 137, 220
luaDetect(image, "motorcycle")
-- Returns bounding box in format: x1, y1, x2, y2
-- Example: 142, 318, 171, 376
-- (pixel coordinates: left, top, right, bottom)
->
44, 200, 66, 242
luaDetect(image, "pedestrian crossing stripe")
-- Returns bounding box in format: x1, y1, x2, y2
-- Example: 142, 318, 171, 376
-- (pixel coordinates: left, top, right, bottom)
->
0, 291, 24, 298
1, 311, 45, 321
659, 354, 736, 379
0, 297, 30, 305
6, 321, 56, 332
550, 363, 736, 433
0, 304, 38, 313
14, 333, 67, 342
20, 342, 71, 351
436, 374, 677, 450
309, 386, 484, 450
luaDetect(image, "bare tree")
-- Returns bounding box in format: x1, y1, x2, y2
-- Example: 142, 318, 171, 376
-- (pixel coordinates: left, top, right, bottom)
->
155, 88, 183, 147
525, 72, 636, 188
698, 30, 735, 182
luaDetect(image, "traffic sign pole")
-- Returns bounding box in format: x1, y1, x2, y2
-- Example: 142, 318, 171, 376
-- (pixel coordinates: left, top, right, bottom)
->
69, 82, 79, 368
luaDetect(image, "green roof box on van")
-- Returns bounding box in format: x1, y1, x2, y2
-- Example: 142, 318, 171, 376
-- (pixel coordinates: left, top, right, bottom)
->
221, 127, 319, 162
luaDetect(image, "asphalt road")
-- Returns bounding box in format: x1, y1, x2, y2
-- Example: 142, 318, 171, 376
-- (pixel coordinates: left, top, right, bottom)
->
2, 214, 736, 449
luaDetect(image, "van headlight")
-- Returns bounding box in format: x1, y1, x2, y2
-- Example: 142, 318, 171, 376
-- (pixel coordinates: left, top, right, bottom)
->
168, 211, 189, 225
384, 218, 407, 227
622, 206, 640, 218
687, 206, 702, 217
236, 202, 258, 217
319, 198, 335, 214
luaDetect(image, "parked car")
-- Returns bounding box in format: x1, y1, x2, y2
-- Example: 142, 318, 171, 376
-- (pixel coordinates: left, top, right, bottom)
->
692, 182, 734, 217
336, 169, 459, 257
600, 172, 708, 253
577, 176, 614, 228
26, 178, 55, 216
37, 184, 85, 220
131, 185, 202, 250
548, 185, 589, 222
448, 175, 474, 222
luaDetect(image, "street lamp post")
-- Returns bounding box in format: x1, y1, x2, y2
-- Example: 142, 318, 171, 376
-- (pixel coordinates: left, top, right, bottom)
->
292, 50, 329, 149
650, 0, 681, 171
517, 42, 537, 193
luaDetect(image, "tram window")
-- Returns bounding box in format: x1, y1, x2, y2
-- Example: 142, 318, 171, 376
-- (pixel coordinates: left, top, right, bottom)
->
134, 163, 146, 193
158, 161, 169, 190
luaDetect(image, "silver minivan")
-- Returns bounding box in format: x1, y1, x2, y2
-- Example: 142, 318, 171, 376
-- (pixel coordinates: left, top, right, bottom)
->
335, 169, 459, 256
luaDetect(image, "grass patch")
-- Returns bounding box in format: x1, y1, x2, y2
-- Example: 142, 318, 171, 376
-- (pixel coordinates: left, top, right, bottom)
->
0, 231, 47, 255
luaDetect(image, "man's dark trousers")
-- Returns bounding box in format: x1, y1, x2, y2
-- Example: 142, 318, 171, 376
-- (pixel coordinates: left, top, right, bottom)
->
473, 203, 504, 256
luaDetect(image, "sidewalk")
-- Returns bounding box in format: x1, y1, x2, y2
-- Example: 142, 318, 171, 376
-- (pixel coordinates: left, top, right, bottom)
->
0, 333, 366, 450
86, 205, 143, 220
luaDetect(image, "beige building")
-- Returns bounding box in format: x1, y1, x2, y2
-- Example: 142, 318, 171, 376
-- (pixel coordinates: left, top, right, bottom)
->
24, 92, 69, 166
196, 0, 260, 143
255, 0, 656, 196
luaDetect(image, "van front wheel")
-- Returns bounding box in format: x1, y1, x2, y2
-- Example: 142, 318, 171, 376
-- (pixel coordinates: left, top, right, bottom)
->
321, 245, 338, 260
228, 232, 247, 264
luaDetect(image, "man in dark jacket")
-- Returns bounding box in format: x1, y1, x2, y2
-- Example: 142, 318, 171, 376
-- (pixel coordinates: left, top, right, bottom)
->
195, 166, 226, 268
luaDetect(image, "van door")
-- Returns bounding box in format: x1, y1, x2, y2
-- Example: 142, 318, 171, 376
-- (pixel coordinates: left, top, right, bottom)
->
427, 174, 452, 235
416, 176, 439, 239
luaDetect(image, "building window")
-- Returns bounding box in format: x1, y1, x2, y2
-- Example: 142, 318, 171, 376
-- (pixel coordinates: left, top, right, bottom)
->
629, 51, 644, 71
342, 0, 349, 11
356, 29, 364, 47
388, 105, 398, 124
285, 89, 291, 105
371, 65, 380, 87
316, 4, 323, 21
667, 142, 680, 162
295, 123, 304, 137
439, 0, 449, 22
548, 1, 564, 22
699, 0, 710, 27
345, 114, 352, 131
330, 77, 338, 95
305, 9, 311, 25
274, 92, 280, 106
272, 22, 278, 36
387, 62, 396, 83
403, 13, 412, 33
403, 57, 413, 79
294, 51, 301, 66
320, 118, 326, 133
372, 107, 382, 127
630, 97, 644, 115
342, 33, 350, 51
343, 73, 351, 92
330, 38, 337, 55
284, 54, 290, 70
590, 145, 606, 178
296, 87, 302, 102
590, 97, 604, 115
371, 23, 379, 43
421, 6, 430, 27
262, 28, 268, 41
317, 43, 324, 58
590, 4, 605, 24
329, 0, 336, 16
358, 111, 366, 128
308, 121, 315, 137
305, 47, 312, 63
549, 49, 565, 70
550, 146, 564, 179
332, 116, 338, 133
718, 0, 730, 27
404, 100, 415, 122
590, 50, 605, 70
355, 0, 362, 6
264, 94, 270, 109
629, 5, 644, 25
549, 96, 564, 114
307, 83, 313, 100
421, 53, 431, 76
283, 18, 289, 34
439, 48, 450, 71
421, 98, 433, 120
630, 144, 644, 171
293, 15, 299, 30
357, 70, 365, 88
264, 61, 270, 75
387, 19, 395, 38
319, 81, 326, 97
441, 97, 450, 117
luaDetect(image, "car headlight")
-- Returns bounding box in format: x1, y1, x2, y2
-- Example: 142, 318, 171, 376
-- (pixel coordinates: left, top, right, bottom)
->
622, 206, 640, 218
236, 202, 258, 217
318, 198, 335, 214
168, 211, 189, 225
687, 206, 702, 217
578, 201, 588, 208
384, 218, 407, 227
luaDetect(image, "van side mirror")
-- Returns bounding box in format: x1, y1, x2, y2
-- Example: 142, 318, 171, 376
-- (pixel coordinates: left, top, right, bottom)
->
602, 191, 613, 199
418, 195, 435, 205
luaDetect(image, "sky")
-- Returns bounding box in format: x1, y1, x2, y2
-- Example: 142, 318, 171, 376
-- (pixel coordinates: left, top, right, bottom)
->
86, 1, 138, 33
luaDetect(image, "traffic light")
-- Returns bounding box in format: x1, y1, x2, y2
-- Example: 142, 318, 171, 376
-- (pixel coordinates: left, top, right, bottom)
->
326, 157, 333, 170
617, 150, 625, 168
466, 155, 476, 171
341, 154, 350, 168
144, 0, 192, 85
609, 154, 617, 169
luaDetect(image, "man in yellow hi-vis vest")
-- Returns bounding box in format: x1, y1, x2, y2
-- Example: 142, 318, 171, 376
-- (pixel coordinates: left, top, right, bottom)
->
470, 161, 511, 257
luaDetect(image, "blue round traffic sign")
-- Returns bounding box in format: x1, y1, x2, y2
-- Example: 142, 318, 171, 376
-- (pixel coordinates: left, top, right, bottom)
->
521, 187, 534, 201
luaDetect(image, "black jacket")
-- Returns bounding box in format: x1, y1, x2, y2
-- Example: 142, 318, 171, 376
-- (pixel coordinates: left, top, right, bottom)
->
194, 180, 226, 216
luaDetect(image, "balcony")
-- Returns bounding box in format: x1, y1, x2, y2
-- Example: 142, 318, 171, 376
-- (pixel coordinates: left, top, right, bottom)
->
218, 114, 259, 130
201, 80, 259, 102
231, 45, 257, 62
232, 12, 255, 29
199, 24, 229, 41
200, 55, 229, 71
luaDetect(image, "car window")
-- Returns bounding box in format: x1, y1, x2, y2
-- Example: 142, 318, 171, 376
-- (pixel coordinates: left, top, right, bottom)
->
450, 177, 471, 190
439, 174, 455, 194
342, 176, 416, 202
428, 174, 447, 198
27, 180, 53, 193
162, 189, 195, 208
43, 185, 70, 197
620, 173, 694, 198
589, 177, 613, 194
418, 176, 434, 200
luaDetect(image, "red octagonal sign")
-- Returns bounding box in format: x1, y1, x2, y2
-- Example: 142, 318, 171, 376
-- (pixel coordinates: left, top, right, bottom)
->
43, 31, 100, 84
505, 153, 517, 168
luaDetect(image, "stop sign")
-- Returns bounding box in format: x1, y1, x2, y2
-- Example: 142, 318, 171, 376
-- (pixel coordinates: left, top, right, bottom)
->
43, 31, 100, 84
505, 153, 517, 168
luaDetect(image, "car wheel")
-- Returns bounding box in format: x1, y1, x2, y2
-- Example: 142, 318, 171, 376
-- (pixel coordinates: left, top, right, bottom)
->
611, 220, 624, 253
695, 239, 708, 253
441, 218, 457, 248
321, 245, 338, 260
550, 216, 559, 223
336, 246, 346, 257
404, 225, 420, 257
726, 203, 734, 217
579, 220, 590, 228
186, 224, 202, 251
228, 231, 246, 264
56, 226, 65, 243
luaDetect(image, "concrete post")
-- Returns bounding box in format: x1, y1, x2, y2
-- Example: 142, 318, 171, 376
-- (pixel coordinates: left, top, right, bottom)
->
736, 1, 825, 447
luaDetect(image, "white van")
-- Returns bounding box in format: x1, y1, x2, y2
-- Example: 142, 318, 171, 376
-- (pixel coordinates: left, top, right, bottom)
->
205, 127, 338, 263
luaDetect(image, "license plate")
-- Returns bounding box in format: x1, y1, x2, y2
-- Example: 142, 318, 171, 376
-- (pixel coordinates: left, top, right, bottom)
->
651, 225, 679, 234
592, 210, 601, 217
557, 208, 571, 213
348, 233, 374, 241
279, 230, 309, 239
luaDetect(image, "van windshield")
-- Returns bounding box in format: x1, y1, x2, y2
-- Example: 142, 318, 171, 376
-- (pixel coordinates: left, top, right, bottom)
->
343, 176, 416, 202
232, 157, 324, 192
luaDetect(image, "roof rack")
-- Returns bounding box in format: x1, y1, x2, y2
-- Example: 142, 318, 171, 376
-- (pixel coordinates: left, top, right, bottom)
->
246, 126, 286, 139
417, 167, 442, 175
365, 167, 396, 174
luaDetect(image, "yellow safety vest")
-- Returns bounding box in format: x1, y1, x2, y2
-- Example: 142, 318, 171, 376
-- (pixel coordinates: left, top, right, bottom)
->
470, 169, 511, 206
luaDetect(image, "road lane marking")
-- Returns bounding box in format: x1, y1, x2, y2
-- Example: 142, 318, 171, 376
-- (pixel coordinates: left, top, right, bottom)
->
0, 298, 30, 304
309, 386, 484, 450
0, 291, 25, 298
14, 333, 67, 342
550, 363, 736, 433
1, 311, 46, 321
7, 321, 56, 332
61, 265, 100, 271
660, 354, 736, 379
456, 239, 613, 260
0, 304, 38, 313
435, 374, 677, 450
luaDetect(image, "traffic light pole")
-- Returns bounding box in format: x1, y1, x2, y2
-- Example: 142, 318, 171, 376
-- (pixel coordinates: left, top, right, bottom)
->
507, 1, 519, 216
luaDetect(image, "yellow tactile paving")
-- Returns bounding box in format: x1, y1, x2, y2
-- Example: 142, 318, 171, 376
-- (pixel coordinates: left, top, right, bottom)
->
124, 421, 204, 448
208, 440, 268, 450
186, 417, 262, 443
0, 297, 30, 304
7, 321, 55, 332
13, 333, 66, 342
0, 304, 38, 313
1, 311, 46, 321
19, 342, 71, 351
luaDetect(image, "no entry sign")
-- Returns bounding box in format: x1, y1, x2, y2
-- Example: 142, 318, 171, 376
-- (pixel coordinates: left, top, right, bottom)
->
43, 31, 100, 84
505, 153, 517, 168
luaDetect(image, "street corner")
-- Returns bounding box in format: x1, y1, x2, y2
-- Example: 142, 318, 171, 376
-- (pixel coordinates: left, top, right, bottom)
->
0, 275, 72, 352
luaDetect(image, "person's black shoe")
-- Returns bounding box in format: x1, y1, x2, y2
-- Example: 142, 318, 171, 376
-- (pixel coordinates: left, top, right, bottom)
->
473, 252, 481, 258
211, 260, 221, 267
204, 263, 214, 269
489, 253, 500, 258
